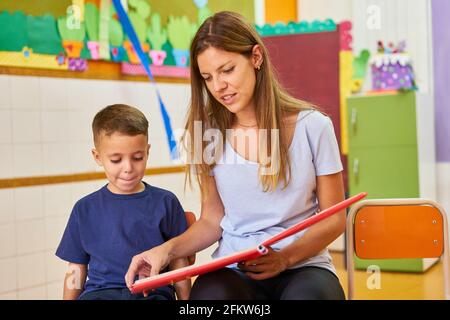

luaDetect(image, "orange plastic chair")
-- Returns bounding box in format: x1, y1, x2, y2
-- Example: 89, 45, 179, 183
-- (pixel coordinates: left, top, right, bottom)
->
346, 198, 450, 300
185, 211, 196, 265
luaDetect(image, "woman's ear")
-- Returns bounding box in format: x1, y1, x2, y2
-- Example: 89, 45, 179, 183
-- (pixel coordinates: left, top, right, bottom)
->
252, 45, 264, 69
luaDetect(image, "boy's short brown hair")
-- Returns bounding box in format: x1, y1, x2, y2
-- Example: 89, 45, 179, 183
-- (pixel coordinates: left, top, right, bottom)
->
92, 104, 148, 146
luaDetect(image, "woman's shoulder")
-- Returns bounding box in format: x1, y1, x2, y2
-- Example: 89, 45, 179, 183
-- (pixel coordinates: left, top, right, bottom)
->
297, 109, 332, 131
282, 109, 331, 133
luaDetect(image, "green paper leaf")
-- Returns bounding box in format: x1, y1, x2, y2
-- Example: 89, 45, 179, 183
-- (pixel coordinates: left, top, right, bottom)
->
27, 14, 63, 55
57, 15, 86, 41
109, 18, 124, 46
162, 41, 175, 66
0, 11, 28, 52
167, 15, 196, 50
353, 49, 371, 79
129, 11, 147, 43
147, 13, 167, 50
85, 3, 99, 42
136, 1, 150, 19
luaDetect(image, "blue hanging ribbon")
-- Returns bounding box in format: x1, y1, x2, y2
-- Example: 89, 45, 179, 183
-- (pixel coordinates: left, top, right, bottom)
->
112, 0, 178, 160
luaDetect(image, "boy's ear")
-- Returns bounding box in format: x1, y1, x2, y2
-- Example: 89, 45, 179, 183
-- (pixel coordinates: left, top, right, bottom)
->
91, 148, 103, 167
147, 143, 151, 155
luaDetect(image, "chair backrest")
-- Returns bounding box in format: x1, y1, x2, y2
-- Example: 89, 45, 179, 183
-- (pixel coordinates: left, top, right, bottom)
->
354, 205, 444, 259
346, 198, 450, 300
185, 211, 196, 265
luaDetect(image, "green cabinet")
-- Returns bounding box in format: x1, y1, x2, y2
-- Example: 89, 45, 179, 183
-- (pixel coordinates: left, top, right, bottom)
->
348, 146, 419, 199
346, 91, 437, 272
347, 92, 418, 148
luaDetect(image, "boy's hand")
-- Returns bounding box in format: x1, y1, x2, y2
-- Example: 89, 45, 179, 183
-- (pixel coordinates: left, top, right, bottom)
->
125, 244, 172, 289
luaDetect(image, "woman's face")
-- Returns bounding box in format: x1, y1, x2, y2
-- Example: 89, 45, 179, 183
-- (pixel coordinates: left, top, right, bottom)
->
197, 46, 262, 115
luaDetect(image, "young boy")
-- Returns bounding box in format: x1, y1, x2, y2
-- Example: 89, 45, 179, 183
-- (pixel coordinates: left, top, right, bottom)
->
56, 104, 191, 300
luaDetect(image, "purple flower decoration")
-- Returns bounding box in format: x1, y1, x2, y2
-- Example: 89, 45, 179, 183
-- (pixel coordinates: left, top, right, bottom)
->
68, 58, 87, 71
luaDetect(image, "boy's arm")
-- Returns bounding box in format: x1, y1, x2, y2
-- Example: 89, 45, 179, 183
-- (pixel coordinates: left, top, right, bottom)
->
169, 258, 191, 300
63, 263, 87, 300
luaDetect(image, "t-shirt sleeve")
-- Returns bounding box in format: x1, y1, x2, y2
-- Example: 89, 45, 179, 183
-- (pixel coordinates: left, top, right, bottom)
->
161, 194, 188, 240
55, 203, 89, 264
308, 114, 343, 176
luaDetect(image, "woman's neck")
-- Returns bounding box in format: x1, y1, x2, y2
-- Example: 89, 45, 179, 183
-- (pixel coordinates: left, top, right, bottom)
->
234, 107, 257, 128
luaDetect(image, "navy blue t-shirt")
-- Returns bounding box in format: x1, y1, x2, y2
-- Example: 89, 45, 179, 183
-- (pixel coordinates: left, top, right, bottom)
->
55, 182, 187, 298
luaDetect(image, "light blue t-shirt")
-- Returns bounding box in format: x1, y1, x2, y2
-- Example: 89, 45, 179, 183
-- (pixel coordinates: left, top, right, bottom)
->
211, 110, 343, 274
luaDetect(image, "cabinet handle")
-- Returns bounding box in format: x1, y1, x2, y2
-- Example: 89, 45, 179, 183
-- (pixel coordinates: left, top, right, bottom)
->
351, 108, 357, 134
353, 158, 359, 184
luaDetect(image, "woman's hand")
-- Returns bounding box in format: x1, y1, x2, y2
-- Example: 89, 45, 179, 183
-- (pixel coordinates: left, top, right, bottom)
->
125, 244, 172, 290
237, 247, 290, 280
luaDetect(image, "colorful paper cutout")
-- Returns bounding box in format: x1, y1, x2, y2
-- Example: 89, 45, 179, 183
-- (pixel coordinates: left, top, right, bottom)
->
27, 14, 63, 55
370, 41, 417, 91
147, 13, 167, 51
85, 3, 99, 42
0, 11, 28, 52
109, 5, 124, 47
128, 0, 150, 43
339, 21, 352, 51
121, 62, 190, 78
113, 0, 178, 160
98, 0, 111, 60
68, 57, 87, 71
353, 49, 370, 80
0, 47, 68, 70
256, 19, 336, 37
167, 15, 197, 51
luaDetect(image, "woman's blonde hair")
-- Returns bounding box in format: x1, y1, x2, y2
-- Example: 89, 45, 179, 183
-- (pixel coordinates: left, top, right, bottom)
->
183, 11, 314, 195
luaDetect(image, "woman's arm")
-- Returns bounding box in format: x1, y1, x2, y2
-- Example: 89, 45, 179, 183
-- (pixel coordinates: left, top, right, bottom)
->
167, 176, 225, 259
125, 176, 225, 288
169, 258, 191, 300
281, 171, 346, 264
63, 263, 87, 300
239, 172, 345, 280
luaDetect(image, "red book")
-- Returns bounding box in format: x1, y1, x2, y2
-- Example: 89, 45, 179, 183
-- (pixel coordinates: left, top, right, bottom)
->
131, 192, 367, 294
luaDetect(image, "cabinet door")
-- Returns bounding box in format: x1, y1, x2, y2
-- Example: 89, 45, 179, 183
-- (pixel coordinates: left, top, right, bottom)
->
348, 146, 419, 198
347, 92, 417, 148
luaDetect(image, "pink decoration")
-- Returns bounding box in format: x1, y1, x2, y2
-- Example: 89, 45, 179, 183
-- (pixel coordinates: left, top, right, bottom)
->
87, 41, 101, 60
149, 50, 167, 66
339, 21, 353, 51
121, 63, 190, 78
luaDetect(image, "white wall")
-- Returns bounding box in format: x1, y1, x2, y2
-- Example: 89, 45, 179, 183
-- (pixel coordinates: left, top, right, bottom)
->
352, 0, 434, 94
0, 75, 205, 299
298, 0, 353, 22
298, 0, 433, 94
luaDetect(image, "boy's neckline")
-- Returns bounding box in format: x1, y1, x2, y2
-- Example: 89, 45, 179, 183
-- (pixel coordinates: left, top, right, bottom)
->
102, 181, 150, 199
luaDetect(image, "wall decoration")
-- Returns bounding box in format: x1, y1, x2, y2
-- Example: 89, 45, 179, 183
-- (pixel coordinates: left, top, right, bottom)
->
256, 19, 336, 36
370, 41, 417, 91
0, 0, 252, 78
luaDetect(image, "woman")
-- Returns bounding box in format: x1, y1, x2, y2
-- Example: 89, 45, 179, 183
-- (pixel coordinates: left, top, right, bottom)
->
126, 11, 346, 300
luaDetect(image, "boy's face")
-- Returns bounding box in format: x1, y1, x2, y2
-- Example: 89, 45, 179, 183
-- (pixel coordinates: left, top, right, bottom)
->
92, 132, 150, 194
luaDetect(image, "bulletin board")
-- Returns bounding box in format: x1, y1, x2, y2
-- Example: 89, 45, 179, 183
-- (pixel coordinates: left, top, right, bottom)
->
0, 0, 254, 78
0, 0, 254, 28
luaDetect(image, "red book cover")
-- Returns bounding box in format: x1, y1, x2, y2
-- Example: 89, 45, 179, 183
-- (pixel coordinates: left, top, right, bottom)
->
131, 192, 367, 294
